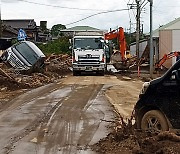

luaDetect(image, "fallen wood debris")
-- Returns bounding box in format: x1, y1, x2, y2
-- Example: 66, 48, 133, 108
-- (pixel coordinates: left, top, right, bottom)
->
0, 67, 14, 80
92, 112, 180, 154
0, 53, 72, 90
143, 131, 180, 142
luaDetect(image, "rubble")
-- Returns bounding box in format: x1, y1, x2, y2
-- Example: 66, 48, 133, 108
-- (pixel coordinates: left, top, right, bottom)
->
91, 112, 180, 154
0, 53, 72, 90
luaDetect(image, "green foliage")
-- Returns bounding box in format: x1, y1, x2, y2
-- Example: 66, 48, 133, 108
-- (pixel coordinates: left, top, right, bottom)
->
51, 24, 66, 37
40, 21, 47, 32
37, 37, 70, 55
11, 39, 18, 45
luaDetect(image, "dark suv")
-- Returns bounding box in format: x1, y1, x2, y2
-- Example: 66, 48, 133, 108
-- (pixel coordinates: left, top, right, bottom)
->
135, 60, 180, 133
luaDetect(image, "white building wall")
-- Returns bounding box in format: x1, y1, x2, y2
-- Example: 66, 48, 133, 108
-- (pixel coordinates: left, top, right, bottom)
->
172, 30, 180, 51
172, 30, 180, 65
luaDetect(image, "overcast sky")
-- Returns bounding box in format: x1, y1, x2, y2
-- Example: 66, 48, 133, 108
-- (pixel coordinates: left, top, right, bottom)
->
1, 0, 180, 33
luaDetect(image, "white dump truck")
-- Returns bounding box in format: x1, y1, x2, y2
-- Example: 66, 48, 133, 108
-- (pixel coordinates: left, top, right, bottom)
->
71, 31, 106, 76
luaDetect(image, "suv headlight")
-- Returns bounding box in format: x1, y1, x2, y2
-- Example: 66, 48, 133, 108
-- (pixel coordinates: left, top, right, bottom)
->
140, 82, 150, 95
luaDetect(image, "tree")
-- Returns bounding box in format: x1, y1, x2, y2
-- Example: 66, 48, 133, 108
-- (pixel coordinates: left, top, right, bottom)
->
51, 24, 66, 37
37, 36, 70, 55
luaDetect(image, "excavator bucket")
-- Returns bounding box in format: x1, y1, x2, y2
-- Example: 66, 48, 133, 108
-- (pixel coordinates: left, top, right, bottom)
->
111, 52, 129, 70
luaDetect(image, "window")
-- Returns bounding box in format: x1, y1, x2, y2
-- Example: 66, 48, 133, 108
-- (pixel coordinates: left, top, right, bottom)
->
15, 42, 39, 65
74, 38, 103, 50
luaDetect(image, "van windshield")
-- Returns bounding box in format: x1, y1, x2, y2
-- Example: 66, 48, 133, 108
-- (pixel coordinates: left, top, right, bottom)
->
74, 38, 103, 50
15, 42, 39, 65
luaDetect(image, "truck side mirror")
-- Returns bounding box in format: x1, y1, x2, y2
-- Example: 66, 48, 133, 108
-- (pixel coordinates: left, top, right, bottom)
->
69, 46, 72, 50
69, 39, 72, 44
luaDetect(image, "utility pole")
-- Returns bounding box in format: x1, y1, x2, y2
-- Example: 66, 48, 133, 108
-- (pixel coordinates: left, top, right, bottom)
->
148, 0, 153, 78
136, 0, 141, 60
129, 20, 132, 43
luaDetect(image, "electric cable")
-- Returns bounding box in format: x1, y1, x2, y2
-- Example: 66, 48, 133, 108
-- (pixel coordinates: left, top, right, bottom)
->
16, 0, 112, 11
65, 9, 129, 26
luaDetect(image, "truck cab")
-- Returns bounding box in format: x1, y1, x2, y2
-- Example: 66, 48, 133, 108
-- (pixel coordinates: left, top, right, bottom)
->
72, 32, 106, 76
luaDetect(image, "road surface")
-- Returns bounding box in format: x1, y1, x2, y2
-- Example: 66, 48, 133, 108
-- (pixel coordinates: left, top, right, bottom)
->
0, 75, 143, 154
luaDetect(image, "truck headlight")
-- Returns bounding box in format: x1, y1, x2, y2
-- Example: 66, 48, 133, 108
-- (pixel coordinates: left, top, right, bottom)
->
140, 82, 150, 95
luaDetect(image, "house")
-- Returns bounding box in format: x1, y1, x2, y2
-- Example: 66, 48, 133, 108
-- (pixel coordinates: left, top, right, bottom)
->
0, 25, 18, 50
3, 19, 38, 41
60, 26, 105, 37
153, 17, 180, 68
2, 25, 18, 39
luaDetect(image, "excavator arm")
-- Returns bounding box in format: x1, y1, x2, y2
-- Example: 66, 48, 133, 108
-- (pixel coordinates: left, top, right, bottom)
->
104, 27, 127, 61
155, 51, 180, 69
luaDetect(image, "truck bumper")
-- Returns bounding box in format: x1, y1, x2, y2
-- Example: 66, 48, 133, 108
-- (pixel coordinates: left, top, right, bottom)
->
73, 63, 105, 71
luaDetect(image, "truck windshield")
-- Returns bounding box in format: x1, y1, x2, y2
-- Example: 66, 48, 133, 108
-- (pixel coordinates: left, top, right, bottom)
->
15, 42, 39, 65
74, 38, 103, 50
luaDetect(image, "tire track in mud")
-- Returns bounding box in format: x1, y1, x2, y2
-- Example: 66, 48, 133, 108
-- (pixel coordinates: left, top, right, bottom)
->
0, 83, 64, 116
1, 84, 74, 154
33, 84, 104, 154
0, 77, 115, 154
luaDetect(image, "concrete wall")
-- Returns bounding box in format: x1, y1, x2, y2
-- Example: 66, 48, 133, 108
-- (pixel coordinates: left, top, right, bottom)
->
159, 30, 172, 68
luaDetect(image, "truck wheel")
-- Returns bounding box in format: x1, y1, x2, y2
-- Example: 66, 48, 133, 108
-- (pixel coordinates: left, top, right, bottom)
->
73, 71, 78, 76
141, 110, 169, 132
97, 71, 104, 76
105, 64, 108, 72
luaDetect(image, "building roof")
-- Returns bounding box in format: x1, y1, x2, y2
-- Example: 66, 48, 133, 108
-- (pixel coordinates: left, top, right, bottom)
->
3, 19, 37, 29
74, 31, 104, 36
61, 26, 101, 32
3, 25, 18, 35
153, 17, 180, 37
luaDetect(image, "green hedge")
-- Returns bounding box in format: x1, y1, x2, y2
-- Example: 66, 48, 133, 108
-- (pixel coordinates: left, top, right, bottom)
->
37, 37, 71, 55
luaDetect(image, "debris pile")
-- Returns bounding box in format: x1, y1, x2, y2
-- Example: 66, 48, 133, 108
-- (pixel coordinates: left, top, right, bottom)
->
45, 53, 71, 76
0, 53, 72, 91
92, 113, 180, 154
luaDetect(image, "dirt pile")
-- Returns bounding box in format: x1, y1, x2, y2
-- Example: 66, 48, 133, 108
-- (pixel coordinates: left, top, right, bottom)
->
0, 53, 72, 91
92, 114, 180, 154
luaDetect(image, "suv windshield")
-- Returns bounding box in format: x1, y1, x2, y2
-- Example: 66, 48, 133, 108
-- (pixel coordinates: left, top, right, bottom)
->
74, 38, 103, 50
15, 42, 39, 65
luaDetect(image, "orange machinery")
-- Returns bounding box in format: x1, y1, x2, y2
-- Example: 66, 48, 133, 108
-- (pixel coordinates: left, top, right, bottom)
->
155, 51, 180, 69
104, 27, 127, 62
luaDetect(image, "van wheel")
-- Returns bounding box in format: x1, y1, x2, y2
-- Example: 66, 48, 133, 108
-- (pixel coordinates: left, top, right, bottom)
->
141, 110, 169, 132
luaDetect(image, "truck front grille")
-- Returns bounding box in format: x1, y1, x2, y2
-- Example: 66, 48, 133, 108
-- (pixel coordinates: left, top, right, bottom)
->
8, 53, 28, 70
78, 55, 100, 64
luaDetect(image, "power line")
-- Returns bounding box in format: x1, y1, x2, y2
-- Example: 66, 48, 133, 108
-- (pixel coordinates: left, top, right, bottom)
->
140, 1, 148, 11
15, 0, 111, 11
65, 9, 129, 26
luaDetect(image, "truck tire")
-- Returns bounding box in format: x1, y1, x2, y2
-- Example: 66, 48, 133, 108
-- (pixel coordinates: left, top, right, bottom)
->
97, 71, 104, 76
73, 71, 80, 76
73, 71, 77, 76
141, 110, 169, 132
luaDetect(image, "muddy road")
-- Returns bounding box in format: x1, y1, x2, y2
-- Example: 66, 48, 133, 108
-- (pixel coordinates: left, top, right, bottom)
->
0, 75, 143, 154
